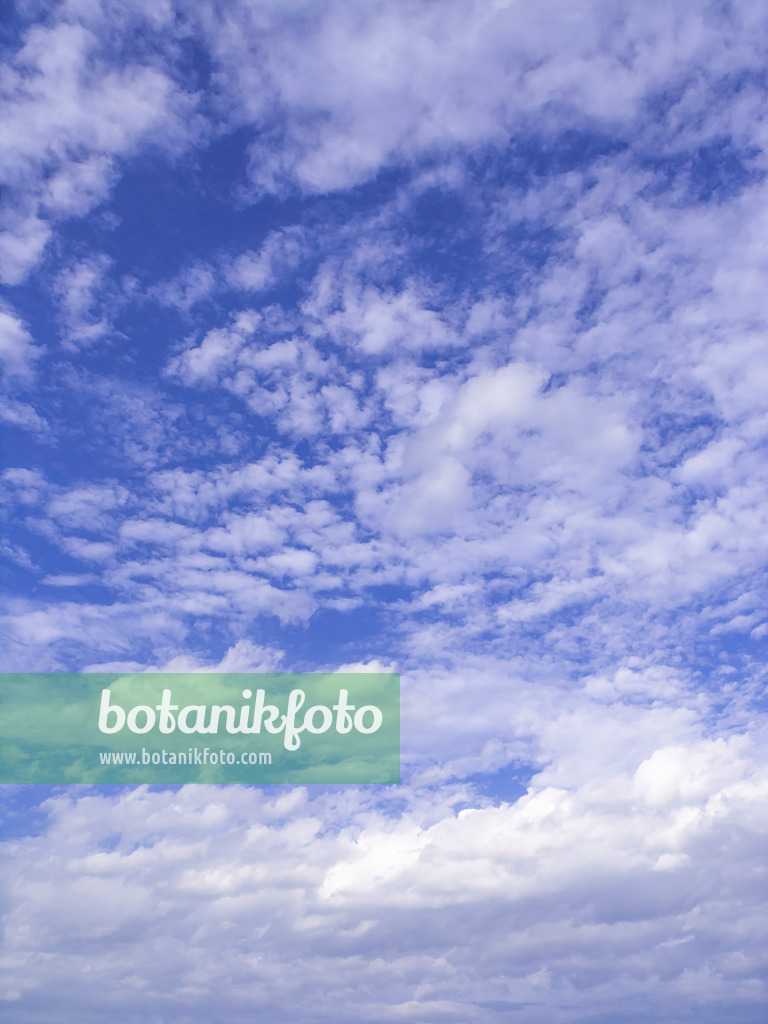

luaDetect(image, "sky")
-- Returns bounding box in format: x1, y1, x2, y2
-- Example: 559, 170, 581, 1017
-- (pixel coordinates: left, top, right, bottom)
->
1, 0, 768, 1021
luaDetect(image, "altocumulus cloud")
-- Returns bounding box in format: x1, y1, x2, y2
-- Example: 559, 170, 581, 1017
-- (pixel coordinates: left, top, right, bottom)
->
1, 1, 768, 1022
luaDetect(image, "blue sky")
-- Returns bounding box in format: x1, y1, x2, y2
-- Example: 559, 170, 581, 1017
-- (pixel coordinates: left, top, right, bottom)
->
1, 1, 768, 1021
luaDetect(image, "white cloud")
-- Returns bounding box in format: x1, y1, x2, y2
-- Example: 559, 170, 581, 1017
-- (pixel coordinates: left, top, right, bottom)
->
167, 310, 262, 385
189, 0, 763, 197
0, 14, 199, 282
226, 227, 306, 292
312, 279, 461, 354
84, 638, 285, 673
53, 254, 116, 346
0, 305, 41, 381
0, 398, 47, 431
152, 262, 218, 312
1, 747, 766, 1020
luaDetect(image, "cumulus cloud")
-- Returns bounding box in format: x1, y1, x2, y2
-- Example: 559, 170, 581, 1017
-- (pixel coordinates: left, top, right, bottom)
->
0, 305, 41, 381
186, 0, 768, 197
1, 752, 766, 1021
0, 304, 46, 431
0, 6, 199, 283
53, 254, 117, 346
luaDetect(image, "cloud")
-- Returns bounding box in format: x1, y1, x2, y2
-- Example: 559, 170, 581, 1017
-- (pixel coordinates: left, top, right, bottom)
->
53, 254, 116, 347
0, 304, 46, 431
0, 11, 200, 282
166, 309, 263, 385
0, 399, 47, 431
309, 278, 461, 355
226, 227, 306, 293
84, 638, 285, 673
1, 748, 766, 1021
190, 0, 765, 196
152, 262, 219, 312
0, 305, 41, 381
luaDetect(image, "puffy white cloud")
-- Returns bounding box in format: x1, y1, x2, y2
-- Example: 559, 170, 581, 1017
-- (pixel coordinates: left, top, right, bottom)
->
187, 0, 768, 197
166, 310, 263, 385
1, 744, 766, 1021
0, 305, 46, 431
0, 9, 199, 282
314, 280, 461, 354
53, 254, 116, 346
0, 305, 41, 381
226, 227, 307, 293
